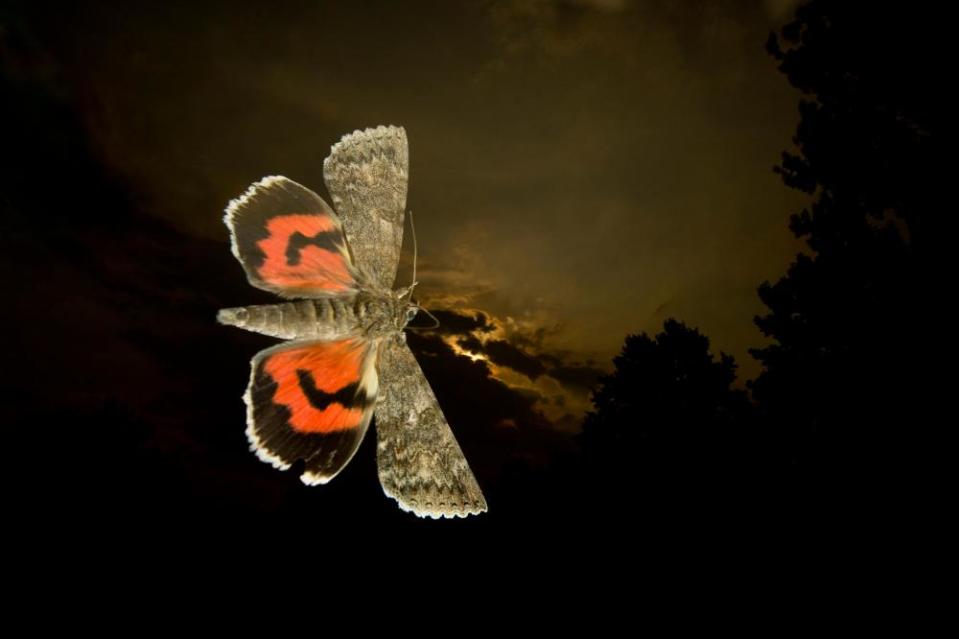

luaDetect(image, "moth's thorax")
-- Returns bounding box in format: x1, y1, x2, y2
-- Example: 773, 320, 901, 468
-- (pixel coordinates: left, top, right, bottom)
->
357, 290, 398, 338
358, 288, 417, 339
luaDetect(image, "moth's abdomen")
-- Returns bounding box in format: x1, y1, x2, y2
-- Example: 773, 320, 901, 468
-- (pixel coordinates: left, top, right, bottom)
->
217, 297, 363, 340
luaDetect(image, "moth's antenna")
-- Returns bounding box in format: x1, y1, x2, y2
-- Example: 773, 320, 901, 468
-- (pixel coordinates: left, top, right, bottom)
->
409, 209, 418, 293
403, 210, 440, 331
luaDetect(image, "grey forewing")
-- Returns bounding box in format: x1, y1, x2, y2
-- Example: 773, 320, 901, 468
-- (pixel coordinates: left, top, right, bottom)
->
374, 337, 488, 519
323, 126, 408, 291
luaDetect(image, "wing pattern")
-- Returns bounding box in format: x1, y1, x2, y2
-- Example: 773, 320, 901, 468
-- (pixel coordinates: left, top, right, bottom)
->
323, 126, 408, 290
225, 175, 358, 297
374, 337, 487, 519
246, 338, 378, 486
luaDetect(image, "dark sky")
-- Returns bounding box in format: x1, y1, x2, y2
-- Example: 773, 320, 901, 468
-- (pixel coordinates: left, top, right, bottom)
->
23, 0, 805, 426
2, 0, 938, 575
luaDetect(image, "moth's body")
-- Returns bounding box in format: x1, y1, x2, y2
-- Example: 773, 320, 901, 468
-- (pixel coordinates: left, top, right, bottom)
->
217, 125, 486, 518
217, 289, 414, 342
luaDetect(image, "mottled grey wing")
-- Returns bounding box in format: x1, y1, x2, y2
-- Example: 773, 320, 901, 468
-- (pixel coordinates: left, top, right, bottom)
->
323, 126, 408, 290
374, 337, 487, 519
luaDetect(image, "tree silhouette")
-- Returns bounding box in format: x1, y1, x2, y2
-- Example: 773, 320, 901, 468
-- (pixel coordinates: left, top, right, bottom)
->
581, 320, 754, 508
750, 1, 937, 502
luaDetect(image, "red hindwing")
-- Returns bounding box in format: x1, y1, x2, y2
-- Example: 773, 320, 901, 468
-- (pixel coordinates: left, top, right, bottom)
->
245, 338, 378, 484
225, 176, 358, 297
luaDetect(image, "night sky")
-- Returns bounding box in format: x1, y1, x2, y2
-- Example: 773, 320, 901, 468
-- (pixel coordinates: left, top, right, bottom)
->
5, 0, 935, 567
23, 0, 805, 418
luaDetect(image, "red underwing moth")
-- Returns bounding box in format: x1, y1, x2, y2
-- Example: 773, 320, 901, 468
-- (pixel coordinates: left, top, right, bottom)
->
217, 126, 487, 518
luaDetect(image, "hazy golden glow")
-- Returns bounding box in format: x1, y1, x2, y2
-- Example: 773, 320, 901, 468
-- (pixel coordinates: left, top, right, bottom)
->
444, 335, 489, 363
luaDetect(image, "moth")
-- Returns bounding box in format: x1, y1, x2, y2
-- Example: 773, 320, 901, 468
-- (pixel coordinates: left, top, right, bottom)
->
217, 125, 487, 518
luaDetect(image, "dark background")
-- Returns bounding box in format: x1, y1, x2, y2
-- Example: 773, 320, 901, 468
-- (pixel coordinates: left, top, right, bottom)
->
1, 0, 942, 572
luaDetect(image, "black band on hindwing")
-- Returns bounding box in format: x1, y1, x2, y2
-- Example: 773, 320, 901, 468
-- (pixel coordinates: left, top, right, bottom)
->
295, 370, 372, 410
250, 358, 370, 478
285, 231, 343, 266
230, 179, 335, 272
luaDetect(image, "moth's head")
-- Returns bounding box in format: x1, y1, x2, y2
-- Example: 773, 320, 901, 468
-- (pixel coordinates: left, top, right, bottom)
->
392, 284, 420, 331
401, 303, 420, 330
